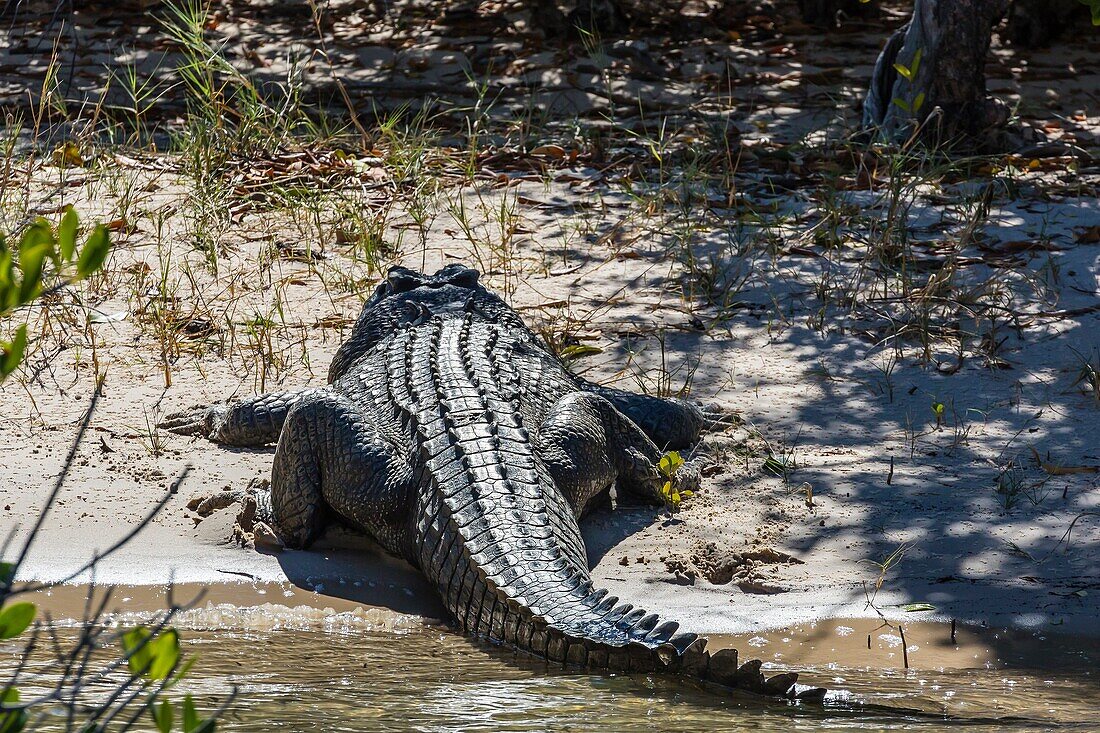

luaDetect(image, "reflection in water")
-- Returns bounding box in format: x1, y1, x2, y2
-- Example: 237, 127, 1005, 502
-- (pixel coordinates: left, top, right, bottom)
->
6, 611, 1096, 732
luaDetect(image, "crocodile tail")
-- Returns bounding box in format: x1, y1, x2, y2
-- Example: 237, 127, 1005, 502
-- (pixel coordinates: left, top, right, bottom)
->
398, 314, 824, 700
445, 559, 826, 701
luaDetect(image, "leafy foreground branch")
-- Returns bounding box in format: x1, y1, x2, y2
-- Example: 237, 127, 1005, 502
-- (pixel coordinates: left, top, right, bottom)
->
0, 398, 230, 732
1, 214, 231, 731
0, 209, 108, 380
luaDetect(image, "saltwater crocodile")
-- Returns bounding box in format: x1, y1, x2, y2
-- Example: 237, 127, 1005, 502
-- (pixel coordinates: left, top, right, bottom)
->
161, 264, 824, 701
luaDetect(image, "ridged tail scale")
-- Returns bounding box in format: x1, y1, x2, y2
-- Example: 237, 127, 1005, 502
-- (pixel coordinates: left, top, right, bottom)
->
387, 312, 697, 670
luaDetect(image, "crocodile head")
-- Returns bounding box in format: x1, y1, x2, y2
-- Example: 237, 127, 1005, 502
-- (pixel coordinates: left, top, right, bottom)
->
327, 264, 522, 382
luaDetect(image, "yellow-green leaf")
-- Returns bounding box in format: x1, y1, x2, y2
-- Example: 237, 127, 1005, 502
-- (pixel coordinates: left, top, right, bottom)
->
1, 326, 27, 378
182, 694, 199, 732
902, 602, 936, 612
0, 687, 26, 733
0, 602, 36, 640
123, 627, 180, 680
658, 451, 684, 477
559, 344, 603, 362
152, 699, 173, 733
122, 627, 154, 676
147, 629, 181, 680
913, 91, 926, 114
57, 208, 78, 262
17, 239, 51, 304
892, 63, 912, 81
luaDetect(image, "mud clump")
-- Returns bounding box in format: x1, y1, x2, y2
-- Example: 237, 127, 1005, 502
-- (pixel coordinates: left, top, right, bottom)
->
662, 541, 803, 588
691, 541, 745, 584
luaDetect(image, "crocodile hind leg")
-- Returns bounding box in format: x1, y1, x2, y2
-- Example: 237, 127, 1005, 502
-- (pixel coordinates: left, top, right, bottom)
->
577, 382, 710, 450
189, 391, 415, 553
535, 392, 700, 518
159, 388, 326, 447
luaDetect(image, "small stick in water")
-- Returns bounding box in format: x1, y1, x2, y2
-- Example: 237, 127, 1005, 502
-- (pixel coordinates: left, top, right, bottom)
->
900, 625, 909, 669
887, 456, 894, 485
867, 634, 871, 650
951, 618, 957, 645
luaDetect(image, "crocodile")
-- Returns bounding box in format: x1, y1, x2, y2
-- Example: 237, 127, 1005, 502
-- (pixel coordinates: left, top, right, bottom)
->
161, 264, 825, 701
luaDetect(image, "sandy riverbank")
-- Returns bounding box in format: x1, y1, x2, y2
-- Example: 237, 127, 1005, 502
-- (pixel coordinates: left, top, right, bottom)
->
4, 187, 1099, 640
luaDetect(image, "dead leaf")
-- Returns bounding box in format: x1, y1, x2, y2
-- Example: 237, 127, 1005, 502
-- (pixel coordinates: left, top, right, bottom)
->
529, 144, 565, 160
1075, 225, 1100, 244
1029, 446, 1099, 475
52, 141, 84, 168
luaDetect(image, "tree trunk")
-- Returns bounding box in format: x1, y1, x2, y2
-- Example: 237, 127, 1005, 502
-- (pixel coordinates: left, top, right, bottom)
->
863, 0, 1010, 144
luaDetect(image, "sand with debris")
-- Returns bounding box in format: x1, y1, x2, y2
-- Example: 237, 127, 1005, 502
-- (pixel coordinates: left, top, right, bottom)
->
2, 0, 1098, 644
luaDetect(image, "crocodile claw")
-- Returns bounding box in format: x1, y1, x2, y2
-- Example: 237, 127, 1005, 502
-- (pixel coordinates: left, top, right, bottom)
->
699, 402, 740, 431
159, 404, 228, 439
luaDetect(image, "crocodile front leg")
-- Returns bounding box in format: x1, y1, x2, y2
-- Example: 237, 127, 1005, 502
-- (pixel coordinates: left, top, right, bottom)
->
535, 392, 700, 518
159, 388, 325, 447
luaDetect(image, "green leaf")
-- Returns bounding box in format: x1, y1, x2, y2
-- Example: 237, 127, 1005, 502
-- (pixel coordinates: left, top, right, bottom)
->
912, 91, 926, 114
0, 687, 27, 733
1, 326, 27, 379
17, 243, 50, 305
891, 97, 910, 113
58, 208, 78, 262
891, 63, 912, 82
76, 225, 110, 278
901, 602, 936, 612
182, 694, 199, 732
0, 247, 14, 311
910, 48, 923, 77
763, 454, 789, 476
17, 222, 55, 304
18, 221, 53, 253
152, 699, 174, 733
0, 602, 36, 640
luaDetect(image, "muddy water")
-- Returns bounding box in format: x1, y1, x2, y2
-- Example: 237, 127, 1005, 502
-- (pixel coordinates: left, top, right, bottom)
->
9, 585, 1099, 732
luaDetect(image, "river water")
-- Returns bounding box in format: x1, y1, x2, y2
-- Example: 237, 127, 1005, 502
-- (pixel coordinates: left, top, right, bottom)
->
5, 587, 1097, 731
